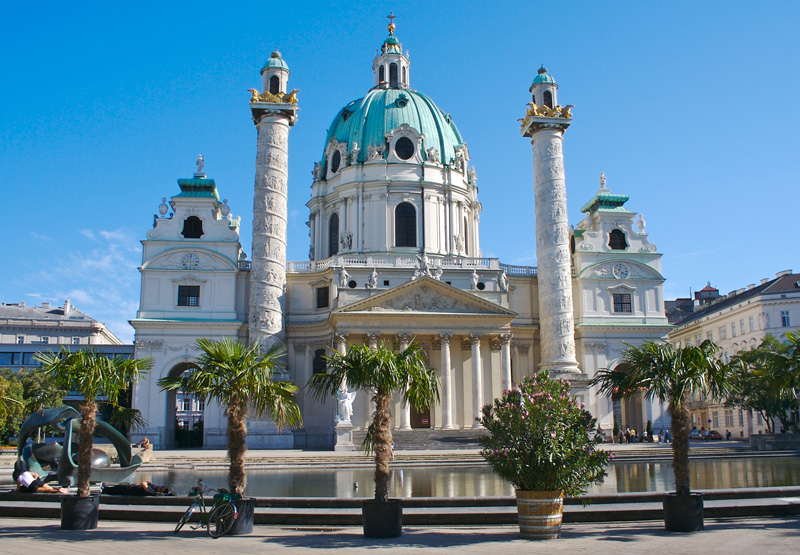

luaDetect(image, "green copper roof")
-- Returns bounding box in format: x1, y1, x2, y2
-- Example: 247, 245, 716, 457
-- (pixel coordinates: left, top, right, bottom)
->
320, 88, 465, 168
532, 66, 556, 86
382, 34, 402, 54
176, 178, 220, 200
580, 193, 631, 214
262, 50, 289, 72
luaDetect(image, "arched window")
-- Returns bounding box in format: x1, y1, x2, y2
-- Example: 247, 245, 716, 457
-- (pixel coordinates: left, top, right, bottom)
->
395, 202, 416, 247
269, 75, 280, 95
532, 94, 536, 105
402, 66, 406, 84
389, 63, 398, 87
379, 65, 385, 83
181, 216, 203, 239
543, 90, 553, 108
330, 150, 341, 173
312, 349, 327, 374
608, 229, 628, 250
328, 213, 339, 257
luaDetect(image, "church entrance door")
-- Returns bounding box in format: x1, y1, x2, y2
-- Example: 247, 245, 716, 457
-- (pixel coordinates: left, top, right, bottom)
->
410, 408, 430, 428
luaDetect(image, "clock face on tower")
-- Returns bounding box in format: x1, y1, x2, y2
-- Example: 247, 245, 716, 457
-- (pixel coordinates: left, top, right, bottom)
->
612, 263, 629, 279
180, 253, 200, 270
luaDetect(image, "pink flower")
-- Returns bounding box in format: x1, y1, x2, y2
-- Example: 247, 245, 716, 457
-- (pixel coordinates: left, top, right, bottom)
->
610, 452, 616, 459
550, 432, 557, 439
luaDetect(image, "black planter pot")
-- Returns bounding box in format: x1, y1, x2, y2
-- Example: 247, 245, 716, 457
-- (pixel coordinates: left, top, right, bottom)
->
663, 492, 704, 532
61, 494, 100, 530
228, 498, 255, 536
362, 499, 402, 538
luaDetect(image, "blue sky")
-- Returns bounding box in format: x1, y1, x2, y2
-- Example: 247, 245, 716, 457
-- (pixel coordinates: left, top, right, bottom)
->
2, 1, 798, 343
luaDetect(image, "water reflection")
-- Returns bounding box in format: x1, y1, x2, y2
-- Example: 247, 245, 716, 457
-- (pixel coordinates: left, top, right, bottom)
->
138, 456, 800, 498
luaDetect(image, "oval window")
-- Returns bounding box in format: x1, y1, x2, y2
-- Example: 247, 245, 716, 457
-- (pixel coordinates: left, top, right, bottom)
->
331, 150, 341, 173
395, 137, 414, 160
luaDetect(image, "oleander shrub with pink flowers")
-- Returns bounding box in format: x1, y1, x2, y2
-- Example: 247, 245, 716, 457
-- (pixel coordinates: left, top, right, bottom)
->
479, 371, 610, 496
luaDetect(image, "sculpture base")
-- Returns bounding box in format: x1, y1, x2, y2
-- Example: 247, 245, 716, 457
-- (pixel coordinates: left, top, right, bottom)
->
334, 421, 356, 452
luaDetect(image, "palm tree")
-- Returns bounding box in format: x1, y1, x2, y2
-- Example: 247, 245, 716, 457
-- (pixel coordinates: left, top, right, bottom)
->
590, 340, 728, 496
158, 338, 302, 495
308, 341, 439, 502
34, 347, 152, 498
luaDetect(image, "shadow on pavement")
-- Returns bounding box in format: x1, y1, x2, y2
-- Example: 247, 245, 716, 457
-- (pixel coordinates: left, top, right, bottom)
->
0, 524, 204, 543
263, 528, 522, 549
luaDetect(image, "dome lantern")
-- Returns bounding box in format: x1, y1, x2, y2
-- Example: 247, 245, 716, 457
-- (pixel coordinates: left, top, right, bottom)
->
261, 49, 290, 95
372, 13, 410, 89
529, 65, 558, 108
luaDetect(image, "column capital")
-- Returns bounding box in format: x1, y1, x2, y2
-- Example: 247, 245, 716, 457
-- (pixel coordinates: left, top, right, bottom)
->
499, 333, 512, 345
439, 333, 452, 344
397, 332, 412, 346
469, 333, 482, 346
366, 332, 381, 349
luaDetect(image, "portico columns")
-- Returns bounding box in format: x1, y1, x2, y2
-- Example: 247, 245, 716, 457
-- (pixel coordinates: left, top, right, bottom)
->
500, 333, 512, 391
470, 333, 483, 429
439, 333, 454, 430
398, 333, 412, 431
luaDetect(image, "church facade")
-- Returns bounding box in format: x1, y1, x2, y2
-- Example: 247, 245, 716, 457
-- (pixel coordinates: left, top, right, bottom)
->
130, 23, 672, 450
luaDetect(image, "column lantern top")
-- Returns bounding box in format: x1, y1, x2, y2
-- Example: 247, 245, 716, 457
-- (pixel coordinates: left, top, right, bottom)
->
520, 66, 573, 137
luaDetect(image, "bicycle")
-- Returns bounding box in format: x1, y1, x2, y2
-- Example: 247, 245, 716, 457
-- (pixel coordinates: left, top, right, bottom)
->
174, 479, 239, 538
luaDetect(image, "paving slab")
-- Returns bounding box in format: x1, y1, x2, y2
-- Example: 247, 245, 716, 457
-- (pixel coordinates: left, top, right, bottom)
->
0, 516, 798, 554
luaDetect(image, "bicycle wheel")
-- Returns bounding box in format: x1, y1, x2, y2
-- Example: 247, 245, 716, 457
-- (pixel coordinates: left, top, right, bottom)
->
207, 502, 237, 538
175, 503, 197, 534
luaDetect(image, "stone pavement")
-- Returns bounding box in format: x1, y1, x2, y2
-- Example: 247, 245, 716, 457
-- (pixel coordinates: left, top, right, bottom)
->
0, 516, 798, 554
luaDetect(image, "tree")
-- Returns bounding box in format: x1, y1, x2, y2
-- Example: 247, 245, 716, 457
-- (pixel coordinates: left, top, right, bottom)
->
308, 341, 439, 502
590, 340, 728, 496
730, 332, 800, 433
0, 376, 24, 445
34, 347, 151, 497
159, 338, 302, 496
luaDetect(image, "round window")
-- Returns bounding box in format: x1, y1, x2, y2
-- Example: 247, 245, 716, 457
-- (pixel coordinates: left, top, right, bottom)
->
330, 150, 341, 173
477, 282, 486, 291
348, 280, 357, 289
394, 137, 415, 160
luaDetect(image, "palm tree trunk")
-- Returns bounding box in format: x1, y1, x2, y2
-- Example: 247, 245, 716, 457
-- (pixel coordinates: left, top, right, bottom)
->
670, 403, 691, 496
227, 401, 248, 496
373, 387, 393, 502
77, 400, 96, 498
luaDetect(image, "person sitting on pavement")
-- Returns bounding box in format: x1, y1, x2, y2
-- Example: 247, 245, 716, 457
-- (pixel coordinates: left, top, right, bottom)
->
13, 467, 68, 494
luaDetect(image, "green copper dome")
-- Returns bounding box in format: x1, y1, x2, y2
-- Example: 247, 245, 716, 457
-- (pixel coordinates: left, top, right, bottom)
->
531, 66, 556, 86
261, 50, 289, 73
320, 88, 465, 168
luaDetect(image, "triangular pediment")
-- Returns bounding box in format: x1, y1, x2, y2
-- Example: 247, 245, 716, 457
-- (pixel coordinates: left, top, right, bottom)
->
334, 276, 516, 316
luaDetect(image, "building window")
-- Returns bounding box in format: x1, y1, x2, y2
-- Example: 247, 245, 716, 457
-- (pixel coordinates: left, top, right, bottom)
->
395, 202, 417, 247
706, 331, 713, 341
72, 337, 80, 345
712, 412, 720, 428
181, 216, 204, 239
312, 349, 327, 374
182, 397, 191, 411
199, 400, 205, 411
749, 316, 755, 332
316, 286, 330, 309
695, 334, 701, 345
17, 336, 24, 344
328, 213, 339, 257
379, 65, 385, 83
781, 311, 791, 327
608, 229, 628, 250
725, 409, 734, 427
32, 336, 49, 345
719, 326, 727, 340
0, 352, 14, 365
402, 65, 406, 84
739, 410, 744, 427
613, 293, 632, 313
330, 150, 341, 173
543, 90, 553, 108
740, 320, 745, 335
21, 353, 39, 366
178, 285, 200, 306
394, 137, 415, 160
269, 75, 279, 95
731, 323, 737, 338
389, 63, 398, 86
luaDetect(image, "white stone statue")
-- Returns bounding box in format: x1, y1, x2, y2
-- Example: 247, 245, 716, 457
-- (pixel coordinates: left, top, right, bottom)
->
338, 267, 350, 288
498, 270, 509, 292
471, 269, 479, 290
453, 234, 464, 253
469, 166, 477, 183
426, 146, 440, 163
312, 162, 323, 181
350, 142, 360, 164
637, 214, 646, 232
599, 171, 606, 190
432, 267, 443, 280
337, 389, 357, 423
366, 268, 379, 289
196, 154, 205, 175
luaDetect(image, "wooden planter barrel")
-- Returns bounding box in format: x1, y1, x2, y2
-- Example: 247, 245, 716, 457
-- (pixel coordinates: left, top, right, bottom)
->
515, 490, 564, 539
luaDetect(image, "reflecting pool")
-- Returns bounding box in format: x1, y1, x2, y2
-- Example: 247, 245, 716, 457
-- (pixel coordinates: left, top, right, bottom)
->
137, 456, 800, 498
